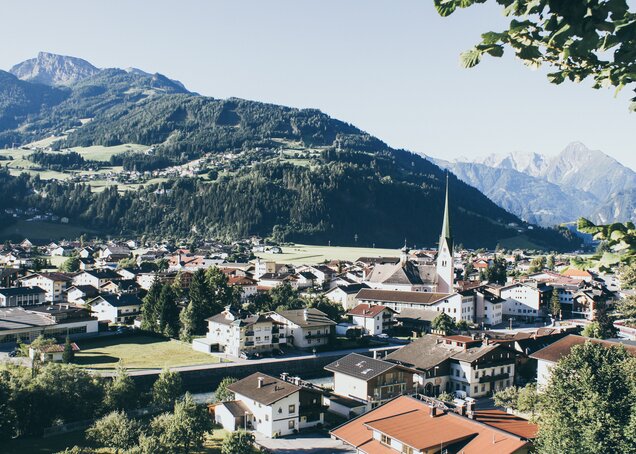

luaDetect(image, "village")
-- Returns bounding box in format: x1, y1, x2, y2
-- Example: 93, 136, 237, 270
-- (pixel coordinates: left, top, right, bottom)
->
1, 180, 635, 454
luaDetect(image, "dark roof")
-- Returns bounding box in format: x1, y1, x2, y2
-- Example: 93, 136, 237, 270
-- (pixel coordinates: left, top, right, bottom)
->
22, 272, 74, 282
220, 400, 251, 417
327, 283, 370, 295
394, 308, 439, 322
227, 372, 300, 405
325, 353, 397, 380
90, 293, 142, 308
82, 269, 121, 279
530, 334, 636, 363
66, 285, 99, 295
274, 308, 336, 327
356, 288, 449, 305
385, 335, 460, 371
0, 286, 46, 297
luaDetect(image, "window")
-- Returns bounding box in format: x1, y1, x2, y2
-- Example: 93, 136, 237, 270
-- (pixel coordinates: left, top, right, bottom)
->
381, 434, 392, 445
402, 445, 414, 454
288, 420, 295, 429
289, 404, 296, 413
474, 386, 478, 393
265, 414, 269, 421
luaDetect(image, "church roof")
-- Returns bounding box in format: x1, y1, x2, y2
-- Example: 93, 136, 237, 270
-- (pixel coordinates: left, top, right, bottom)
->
367, 261, 437, 286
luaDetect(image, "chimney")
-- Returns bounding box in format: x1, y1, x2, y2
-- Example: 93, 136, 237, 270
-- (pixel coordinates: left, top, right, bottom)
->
303, 308, 309, 321
429, 405, 439, 417
466, 399, 476, 419
257, 377, 264, 388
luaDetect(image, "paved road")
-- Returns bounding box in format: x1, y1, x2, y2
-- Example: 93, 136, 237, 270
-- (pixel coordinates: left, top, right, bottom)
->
255, 432, 355, 454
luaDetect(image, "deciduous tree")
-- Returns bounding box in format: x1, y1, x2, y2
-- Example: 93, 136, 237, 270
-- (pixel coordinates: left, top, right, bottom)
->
86, 411, 140, 454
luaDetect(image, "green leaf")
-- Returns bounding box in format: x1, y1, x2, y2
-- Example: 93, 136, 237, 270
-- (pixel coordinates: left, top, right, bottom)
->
460, 48, 483, 68
481, 31, 503, 44
547, 72, 565, 84
434, 0, 457, 17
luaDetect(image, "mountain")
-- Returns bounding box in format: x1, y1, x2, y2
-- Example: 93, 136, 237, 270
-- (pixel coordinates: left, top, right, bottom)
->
10, 52, 100, 86
0, 53, 577, 250
437, 143, 636, 226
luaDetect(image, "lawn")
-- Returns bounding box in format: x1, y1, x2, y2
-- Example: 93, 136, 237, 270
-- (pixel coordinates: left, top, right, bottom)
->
71, 143, 147, 161
74, 335, 223, 371
255, 243, 401, 264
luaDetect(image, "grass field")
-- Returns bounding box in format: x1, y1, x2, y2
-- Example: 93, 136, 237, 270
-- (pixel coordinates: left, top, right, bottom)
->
71, 143, 147, 161
255, 243, 402, 264
74, 335, 223, 370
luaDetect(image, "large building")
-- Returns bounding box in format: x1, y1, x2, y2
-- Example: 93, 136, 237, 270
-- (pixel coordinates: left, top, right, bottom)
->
269, 308, 336, 350
19, 272, 73, 303
0, 286, 46, 307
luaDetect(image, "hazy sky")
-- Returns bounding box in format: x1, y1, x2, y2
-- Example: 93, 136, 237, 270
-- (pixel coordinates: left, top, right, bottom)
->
2, 0, 635, 169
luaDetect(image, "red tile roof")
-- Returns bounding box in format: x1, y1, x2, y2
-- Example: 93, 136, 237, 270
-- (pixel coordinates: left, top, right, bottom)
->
475, 410, 538, 439
530, 334, 636, 363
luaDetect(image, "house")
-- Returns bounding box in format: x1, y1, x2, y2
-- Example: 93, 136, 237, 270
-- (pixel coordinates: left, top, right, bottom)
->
0, 287, 46, 307
364, 259, 438, 292
324, 283, 369, 310
269, 308, 336, 350
73, 269, 122, 288
0, 305, 98, 344
19, 272, 74, 303
473, 287, 504, 326
385, 334, 517, 398
196, 307, 285, 357
331, 395, 533, 454
89, 294, 143, 324
347, 303, 396, 336
493, 283, 543, 322
65, 285, 99, 305
530, 334, 636, 388
295, 271, 318, 289
355, 288, 475, 324
215, 372, 324, 438
258, 272, 298, 289
98, 245, 131, 263
29, 342, 80, 363
561, 268, 593, 282
50, 246, 74, 257
325, 353, 415, 412
228, 275, 258, 300
100, 279, 140, 294
78, 247, 95, 258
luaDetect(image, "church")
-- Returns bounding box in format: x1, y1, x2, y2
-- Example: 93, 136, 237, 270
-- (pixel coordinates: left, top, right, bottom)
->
364, 175, 455, 294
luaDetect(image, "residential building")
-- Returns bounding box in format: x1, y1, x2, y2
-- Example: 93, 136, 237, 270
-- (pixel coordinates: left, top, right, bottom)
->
198, 307, 285, 357
228, 275, 258, 300
29, 342, 80, 363
324, 283, 369, 310
347, 304, 396, 335
473, 287, 504, 326
325, 353, 415, 411
65, 285, 99, 305
89, 294, 142, 324
73, 269, 122, 288
20, 272, 73, 303
386, 334, 517, 398
530, 334, 636, 388
215, 372, 324, 437
331, 395, 534, 454
269, 308, 336, 350
494, 283, 543, 321
0, 287, 46, 307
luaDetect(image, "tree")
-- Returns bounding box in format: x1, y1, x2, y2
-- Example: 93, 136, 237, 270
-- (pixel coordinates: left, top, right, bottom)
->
529, 256, 546, 273
215, 377, 238, 402
536, 342, 636, 453
550, 290, 561, 318
546, 255, 555, 271
431, 312, 456, 333
186, 269, 213, 335
153, 368, 183, 408
437, 391, 455, 403
485, 255, 507, 285
308, 295, 344, 322
179, 302, 196, 342
158, 284, 180, 338
618, 295, 636, 319
86, 411, 140, 454
150, 393, 213, 454
493, 386, 520, 410
270, 282, 304, 311
62, 335, 74, 364
221, 430, 255, 454
456, 319, 470, 331
104, 363, 137, 411
581, 321, 603, 339
59, 256, 80, 272
434, 0, 636, 111
0, 377, 17, 441
516, 383, 540, 419
141, 280, 162, 331
619, 263, 636, 289
118, 257, 137, 269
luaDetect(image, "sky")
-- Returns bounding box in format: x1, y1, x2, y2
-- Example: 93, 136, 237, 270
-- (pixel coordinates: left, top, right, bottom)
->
2, 0, 635, 169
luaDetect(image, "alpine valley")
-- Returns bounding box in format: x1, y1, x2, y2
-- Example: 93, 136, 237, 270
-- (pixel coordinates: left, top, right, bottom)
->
0, 52, 577, 250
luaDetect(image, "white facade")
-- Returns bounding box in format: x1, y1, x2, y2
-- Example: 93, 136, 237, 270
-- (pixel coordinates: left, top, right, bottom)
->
234, 391, 301, 438
20, 275, 69, 303
429, 293, 474, 323
499, 284, 542, 320
91, 301, 140, 324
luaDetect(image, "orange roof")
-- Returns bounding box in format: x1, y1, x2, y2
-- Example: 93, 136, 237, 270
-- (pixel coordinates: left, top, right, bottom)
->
561, 268, 592, 278
475, 410, 538, 439
331, 396, 530, 454
347, 303, 393, 318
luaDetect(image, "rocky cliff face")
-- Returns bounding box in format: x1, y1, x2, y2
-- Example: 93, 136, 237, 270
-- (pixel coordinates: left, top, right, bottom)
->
10, 51, 100, 86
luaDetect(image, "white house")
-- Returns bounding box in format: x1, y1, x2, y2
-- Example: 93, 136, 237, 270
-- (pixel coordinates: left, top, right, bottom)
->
29, 342, 80, 363
324, 283, 369, 310
497, 283, 543, 321
269, 308, 336, 350
89, 294, 142, 324
73, 269, 122, 288
347, 303, 396, 335
20, 272, 73, 303
0, 287, 46, 307
215, 372, 324, 437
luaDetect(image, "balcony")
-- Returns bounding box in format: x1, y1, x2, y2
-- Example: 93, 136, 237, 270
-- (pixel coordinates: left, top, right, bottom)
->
244, 341, 254, 347
479, 372, 509, 383
245, 331, 255, 336
271, 327, 280, 334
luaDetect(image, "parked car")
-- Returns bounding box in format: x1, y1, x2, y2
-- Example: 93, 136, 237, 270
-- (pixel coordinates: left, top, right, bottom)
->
376, 333, 390, 339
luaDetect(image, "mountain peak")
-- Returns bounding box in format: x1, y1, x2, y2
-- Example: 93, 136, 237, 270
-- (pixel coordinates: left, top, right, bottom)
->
9, 52, 99, 86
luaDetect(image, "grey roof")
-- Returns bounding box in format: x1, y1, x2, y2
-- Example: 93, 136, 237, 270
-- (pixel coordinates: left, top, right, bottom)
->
82, 269, 121, 279
327, 283, 370, 295
90, 294, 142, 308
228, 372, 301, 405
356, 288, 449, 305
325, 353, 396, 381
394, 308, 439, 322
0, 307, 57, 330
274, 308, 336, 328
385, 336, 460, 371
220, 400, 252, 417
21, 272, 74, 283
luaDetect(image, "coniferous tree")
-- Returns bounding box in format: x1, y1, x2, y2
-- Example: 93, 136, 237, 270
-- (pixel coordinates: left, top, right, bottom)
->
158, 285, 180, 338
550, 290, 561, 318
62, 335, 74, 364
187, 269, 212, 334
141, 280, 163, 331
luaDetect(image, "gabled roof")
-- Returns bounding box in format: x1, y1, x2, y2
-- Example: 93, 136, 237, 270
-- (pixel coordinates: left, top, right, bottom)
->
274, 308, 336, 327
356, 288, 449, 306
227, 372, 300, 405
219, 400, 251, 417
0, 286, 46, 297
90, 293, 142, 308
325, 353, 397, 380
325, 283, 369, 295
21, 272, 74, 283
530, 334, 636, 363
347, 303, 394, 318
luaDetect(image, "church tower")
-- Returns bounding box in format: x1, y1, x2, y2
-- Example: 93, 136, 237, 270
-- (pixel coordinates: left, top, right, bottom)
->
436, 174, 454, 293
